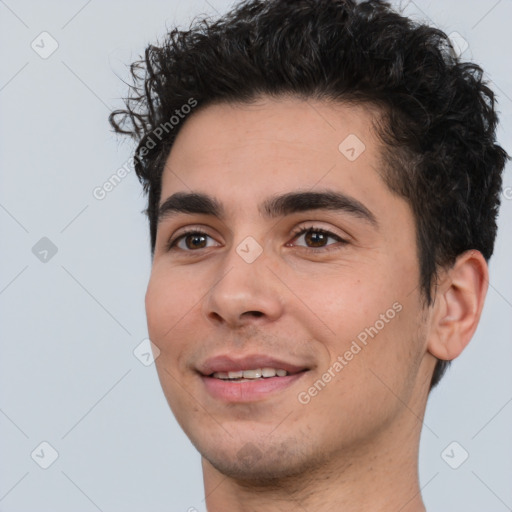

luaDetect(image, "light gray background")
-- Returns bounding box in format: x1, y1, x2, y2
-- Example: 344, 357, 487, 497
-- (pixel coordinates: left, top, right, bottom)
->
1, 1, 511, 511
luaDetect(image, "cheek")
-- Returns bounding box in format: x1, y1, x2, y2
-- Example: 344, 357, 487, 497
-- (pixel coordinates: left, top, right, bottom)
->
145, 276, 168, 341
145, 268, 193, 345
145, 271, 199, 414
301, 260, 418, 368
305, 297, 422, 429
297, 267, 389, 336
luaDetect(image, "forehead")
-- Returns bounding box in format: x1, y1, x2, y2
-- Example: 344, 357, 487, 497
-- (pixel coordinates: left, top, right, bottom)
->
164, 96, 380, 171
159, 96, 397, 221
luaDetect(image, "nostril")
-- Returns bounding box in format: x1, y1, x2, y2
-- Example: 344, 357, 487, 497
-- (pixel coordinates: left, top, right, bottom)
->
246, 311, 264, 318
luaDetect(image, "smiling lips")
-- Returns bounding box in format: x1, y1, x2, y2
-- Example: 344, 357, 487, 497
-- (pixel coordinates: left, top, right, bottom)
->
198, 354, 310, 402
198, 353, 309, 376
212, 368, 289, 380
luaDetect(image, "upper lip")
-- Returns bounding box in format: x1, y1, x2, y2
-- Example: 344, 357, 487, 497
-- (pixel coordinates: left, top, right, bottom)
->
198, 354, 310, 376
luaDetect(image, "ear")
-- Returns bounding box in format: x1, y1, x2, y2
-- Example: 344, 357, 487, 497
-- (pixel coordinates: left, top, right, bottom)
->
427, 250, 489, 361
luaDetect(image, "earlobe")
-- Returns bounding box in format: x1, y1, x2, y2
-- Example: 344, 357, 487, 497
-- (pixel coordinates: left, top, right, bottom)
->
427, 250, 489, 362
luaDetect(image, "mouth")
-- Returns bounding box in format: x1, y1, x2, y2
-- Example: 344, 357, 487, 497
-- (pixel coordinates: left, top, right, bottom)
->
197, 354, 311, 402
209, 367, 305, 381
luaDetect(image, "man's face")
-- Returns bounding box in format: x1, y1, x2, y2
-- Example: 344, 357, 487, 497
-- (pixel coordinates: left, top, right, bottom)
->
145, 96, 435, 479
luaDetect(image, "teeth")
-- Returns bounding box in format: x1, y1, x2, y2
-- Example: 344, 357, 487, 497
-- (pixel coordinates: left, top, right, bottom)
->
212, 368, 290, 380
262, 367, 276, 378
242, 369, 262, 379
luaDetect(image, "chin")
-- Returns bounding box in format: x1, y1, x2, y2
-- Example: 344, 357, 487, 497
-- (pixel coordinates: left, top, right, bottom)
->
199, 435, 325, 483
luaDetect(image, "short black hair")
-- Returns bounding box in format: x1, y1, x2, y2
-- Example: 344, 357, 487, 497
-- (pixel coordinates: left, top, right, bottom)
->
109, 0, 509, 389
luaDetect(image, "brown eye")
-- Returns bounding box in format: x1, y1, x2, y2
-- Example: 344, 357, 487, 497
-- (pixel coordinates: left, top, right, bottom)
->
290, 227, 347, 251
304, 230, 329, 247
167, 231, 219, 251
183, 233, 208, 249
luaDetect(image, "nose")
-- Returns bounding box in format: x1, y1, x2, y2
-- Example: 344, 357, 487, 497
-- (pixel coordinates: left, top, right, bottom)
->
202, 242, 284, 329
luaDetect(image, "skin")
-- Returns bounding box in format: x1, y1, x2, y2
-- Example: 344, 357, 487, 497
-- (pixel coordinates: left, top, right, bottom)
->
145, 96, 488, 511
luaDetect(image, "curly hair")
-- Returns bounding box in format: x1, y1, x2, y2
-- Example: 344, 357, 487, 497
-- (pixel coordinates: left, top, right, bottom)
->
109, 0, 509, 389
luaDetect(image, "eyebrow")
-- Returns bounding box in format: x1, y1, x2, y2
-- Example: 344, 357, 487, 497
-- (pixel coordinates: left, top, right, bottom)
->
157, 190, 378, 228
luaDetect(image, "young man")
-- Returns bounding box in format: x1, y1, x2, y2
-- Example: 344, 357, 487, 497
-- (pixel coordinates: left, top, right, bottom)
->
109, 0, 508, 510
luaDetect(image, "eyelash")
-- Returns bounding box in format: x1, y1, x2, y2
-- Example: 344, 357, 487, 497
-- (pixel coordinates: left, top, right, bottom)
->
165, 225, 348, 253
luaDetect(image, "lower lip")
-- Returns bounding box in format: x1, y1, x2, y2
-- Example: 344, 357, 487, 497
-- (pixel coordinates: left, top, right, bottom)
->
201, 372, 308, 402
